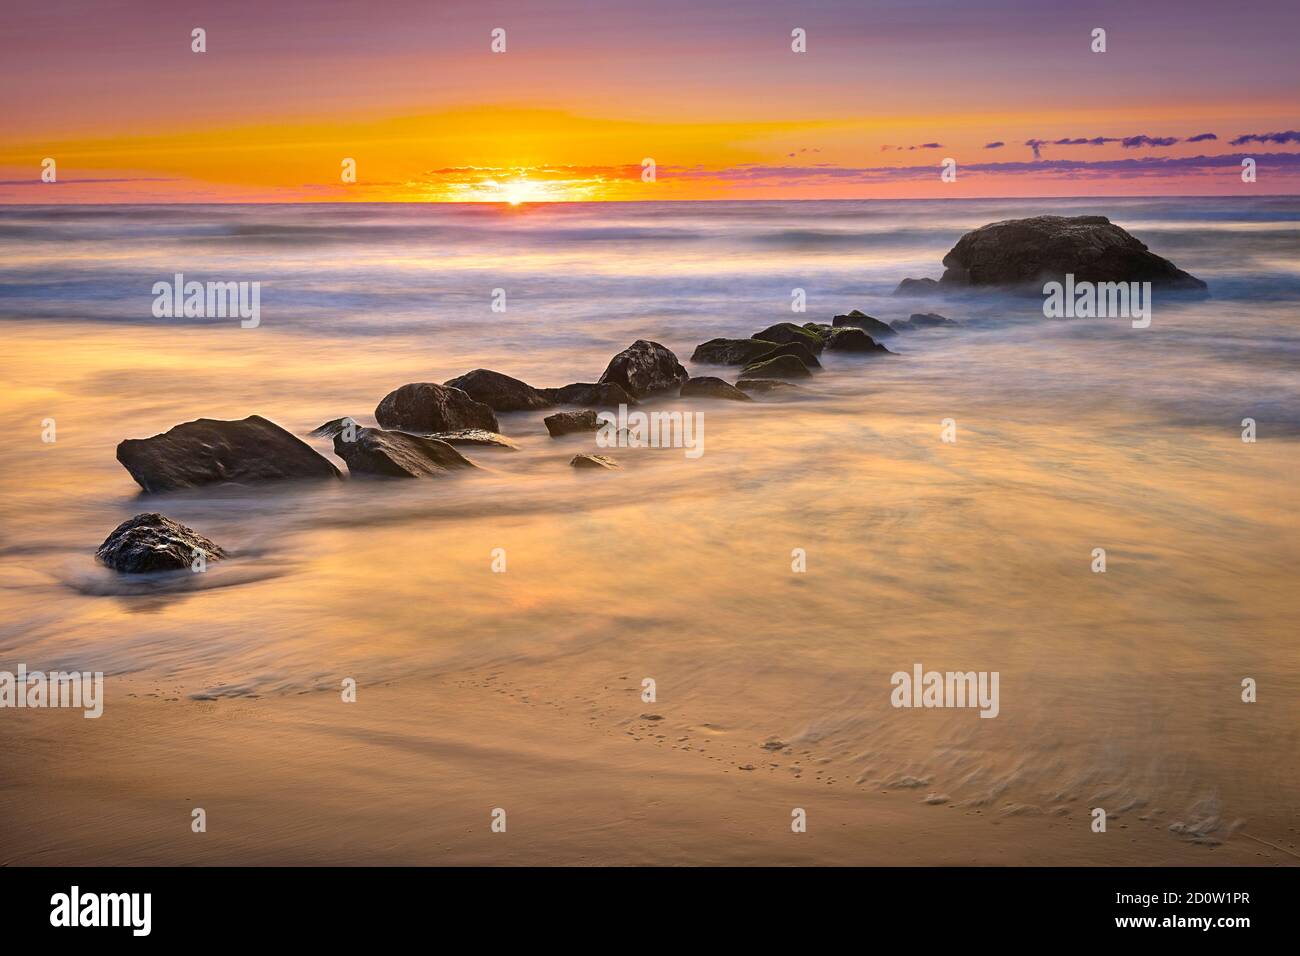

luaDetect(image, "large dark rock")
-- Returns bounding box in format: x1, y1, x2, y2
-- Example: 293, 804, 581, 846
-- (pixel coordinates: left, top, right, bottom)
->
598, 340, 689, 397
738, 354, 813, 380
375, 383, 499, 433
116, 415, 342, 492
679, 376, 754, 402
751, 322, 824, 355
824, 327, 893, 354
939, 215, 1207, 290
537, 382, 638, 407
544, 409, 601, 437
751, 340, 822, 370
690, 338, 780, 366
892, 312, 956, 332
333, 427, 476, 478
444, 369, 552, 411
96, 513, 226, 573
832, 310, 897, 337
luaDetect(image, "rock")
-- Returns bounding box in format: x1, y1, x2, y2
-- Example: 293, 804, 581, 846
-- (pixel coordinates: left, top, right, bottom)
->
735, 380, 804, 398
332, 427, 476, 478
748, 340, 822, 370
544, 409, 601, 437
824, 327, 893, 354
537, 382, 638, 407
939, 215, 1207, 290
375, 382, 499, 433
893, 277, 940, 296
570, 454, 620, 470
892, 312, 956, 331
116, 415, 342, 492
95, 513, 226, 573
751, 322, 824, 355
832, 310, 897, 337
738, 354, 813, 380
690, 338, 779, 366
444, 369, 552, 411
598, 340, 690, 397
310, 417, 361, 440
679, 376, 754, 402
429, 429, 519, 450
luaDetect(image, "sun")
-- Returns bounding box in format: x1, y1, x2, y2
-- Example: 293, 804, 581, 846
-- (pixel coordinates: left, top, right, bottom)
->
501, 179, 534, 205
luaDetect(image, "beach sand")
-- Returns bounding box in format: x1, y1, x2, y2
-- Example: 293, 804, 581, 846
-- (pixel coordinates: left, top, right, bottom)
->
4, 664, 1290, 867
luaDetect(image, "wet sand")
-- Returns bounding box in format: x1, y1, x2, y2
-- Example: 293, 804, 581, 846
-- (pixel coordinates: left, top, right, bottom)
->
3, 667, 1289, 866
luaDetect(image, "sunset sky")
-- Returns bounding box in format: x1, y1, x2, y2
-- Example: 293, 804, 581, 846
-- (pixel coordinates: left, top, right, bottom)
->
2, 0, 1298, 202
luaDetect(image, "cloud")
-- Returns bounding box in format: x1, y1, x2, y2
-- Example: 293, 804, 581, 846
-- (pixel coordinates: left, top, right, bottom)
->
0, 177, 177, 186
1025, 139, 1049, 159
1186, 133, 1218, 143
1229, 130, 1300, 146
1025, 134, 1186, 157
881, 142, 944, 151
659, 152, 1300, 187
1121, 135, 1179, 148
984, 141, 1004, 149
1054, 137, 1118, 146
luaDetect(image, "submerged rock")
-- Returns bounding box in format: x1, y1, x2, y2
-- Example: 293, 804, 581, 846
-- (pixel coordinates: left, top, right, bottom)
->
598, 340, 689, 397
939, 215, 1207, 290
544, 409, 601, 437
832, 310, 897, 337
735, 380, 804, 398
333, 427, 477, 478
824, 327, 893, 353
444, 369, 552, 411
679, 376, 754, 402
96, 513, 226, 573
537, 382, 638, 408
751, 322, 824, 355
375, 382, 499, 433
690, 337, 780, 366
750, 340, 822, 370
429, 429, 519, 449
892, 277, 940, 296
116, 415, 342, 492
738, 354, 813, 380
570, 454, 620, 470
892, 312, 956, 331
310, 417, 361, 440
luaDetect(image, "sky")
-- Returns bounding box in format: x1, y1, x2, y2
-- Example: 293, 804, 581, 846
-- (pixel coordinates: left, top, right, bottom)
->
1, 0, 1298, 202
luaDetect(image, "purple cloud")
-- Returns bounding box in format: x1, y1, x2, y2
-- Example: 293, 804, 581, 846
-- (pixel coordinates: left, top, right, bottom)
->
658, 152, 1300, 187
1186, 132, 1218, 143
984, 141, 1004, 149
1230, 130, 1300, 146
1121, 135, 1180, 148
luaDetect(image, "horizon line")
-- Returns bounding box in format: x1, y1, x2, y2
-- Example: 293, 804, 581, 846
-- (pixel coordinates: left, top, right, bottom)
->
3, 193, 1297, 208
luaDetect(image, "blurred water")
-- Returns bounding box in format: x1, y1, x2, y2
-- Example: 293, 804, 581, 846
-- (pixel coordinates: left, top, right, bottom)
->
0, 198, 1297, 843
